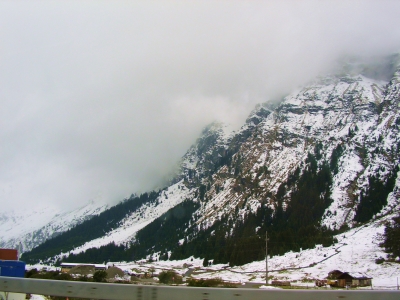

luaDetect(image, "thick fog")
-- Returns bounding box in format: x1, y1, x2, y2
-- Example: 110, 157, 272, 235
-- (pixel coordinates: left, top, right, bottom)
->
1, 1, 400, 211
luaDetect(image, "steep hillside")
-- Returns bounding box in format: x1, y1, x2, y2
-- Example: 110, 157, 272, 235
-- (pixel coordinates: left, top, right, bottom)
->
187, 70, 399, 232
0, 200, 108, 253
21, 56, 400, 266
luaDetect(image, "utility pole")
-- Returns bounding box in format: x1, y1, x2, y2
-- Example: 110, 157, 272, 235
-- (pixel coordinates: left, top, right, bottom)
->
266, 231, 268, 285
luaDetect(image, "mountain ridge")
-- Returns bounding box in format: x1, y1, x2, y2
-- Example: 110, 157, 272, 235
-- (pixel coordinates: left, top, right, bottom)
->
0, 200, 109, 253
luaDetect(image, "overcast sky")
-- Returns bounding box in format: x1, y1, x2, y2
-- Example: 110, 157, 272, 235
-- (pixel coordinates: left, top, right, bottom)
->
1, 0, 400, 212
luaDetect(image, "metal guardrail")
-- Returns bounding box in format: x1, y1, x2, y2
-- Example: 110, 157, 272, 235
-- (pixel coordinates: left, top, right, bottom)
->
1, 276, 400, 300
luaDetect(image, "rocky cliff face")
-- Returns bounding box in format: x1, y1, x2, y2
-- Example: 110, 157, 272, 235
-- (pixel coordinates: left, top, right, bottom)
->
177, 57, 400, 232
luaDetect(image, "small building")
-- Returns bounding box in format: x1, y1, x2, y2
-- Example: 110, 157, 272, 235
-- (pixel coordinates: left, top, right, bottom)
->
60, 262, 107, 273
337, 272, 372, 288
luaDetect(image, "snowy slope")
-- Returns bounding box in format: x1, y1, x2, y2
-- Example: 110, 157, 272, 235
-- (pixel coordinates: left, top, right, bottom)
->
0, 200, 108, 253
64, 180, 193, 256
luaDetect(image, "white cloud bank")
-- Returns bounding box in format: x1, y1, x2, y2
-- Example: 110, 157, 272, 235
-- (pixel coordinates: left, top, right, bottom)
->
1, 0, 400, 211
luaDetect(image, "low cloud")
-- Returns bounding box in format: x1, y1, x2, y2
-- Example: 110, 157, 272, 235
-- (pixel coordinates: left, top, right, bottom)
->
1, 0, 400, 211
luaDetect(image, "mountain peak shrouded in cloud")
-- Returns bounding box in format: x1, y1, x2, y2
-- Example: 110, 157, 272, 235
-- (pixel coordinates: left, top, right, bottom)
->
1, 0, 400, 211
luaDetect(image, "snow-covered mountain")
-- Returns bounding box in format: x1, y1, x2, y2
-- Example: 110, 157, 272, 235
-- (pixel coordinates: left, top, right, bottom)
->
19, 55, 400, 273
164, 56, 400, 240
0, 200, 108, 253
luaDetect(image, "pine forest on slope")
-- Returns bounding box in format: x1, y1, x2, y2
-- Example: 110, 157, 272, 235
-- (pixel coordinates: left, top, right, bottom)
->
21, 55, 400, 266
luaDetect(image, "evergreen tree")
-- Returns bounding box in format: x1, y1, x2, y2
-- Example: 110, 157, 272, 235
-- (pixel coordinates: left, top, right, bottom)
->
203, 257, 209, 267
381, 213, 400, 260
330, 144, 343, 174
354, 166, 398, 223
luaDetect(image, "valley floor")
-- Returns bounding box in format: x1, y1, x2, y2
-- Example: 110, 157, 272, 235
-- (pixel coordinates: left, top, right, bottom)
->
28, 216, 400, 290
112, 218, 400, 290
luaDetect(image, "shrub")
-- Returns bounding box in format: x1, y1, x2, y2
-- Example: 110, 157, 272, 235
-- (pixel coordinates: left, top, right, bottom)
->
187, 278, 223, 287
93, 270, 107, 282
25, 268, 39, 278
375, 257, 385, 264
158, 270, 182, 284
